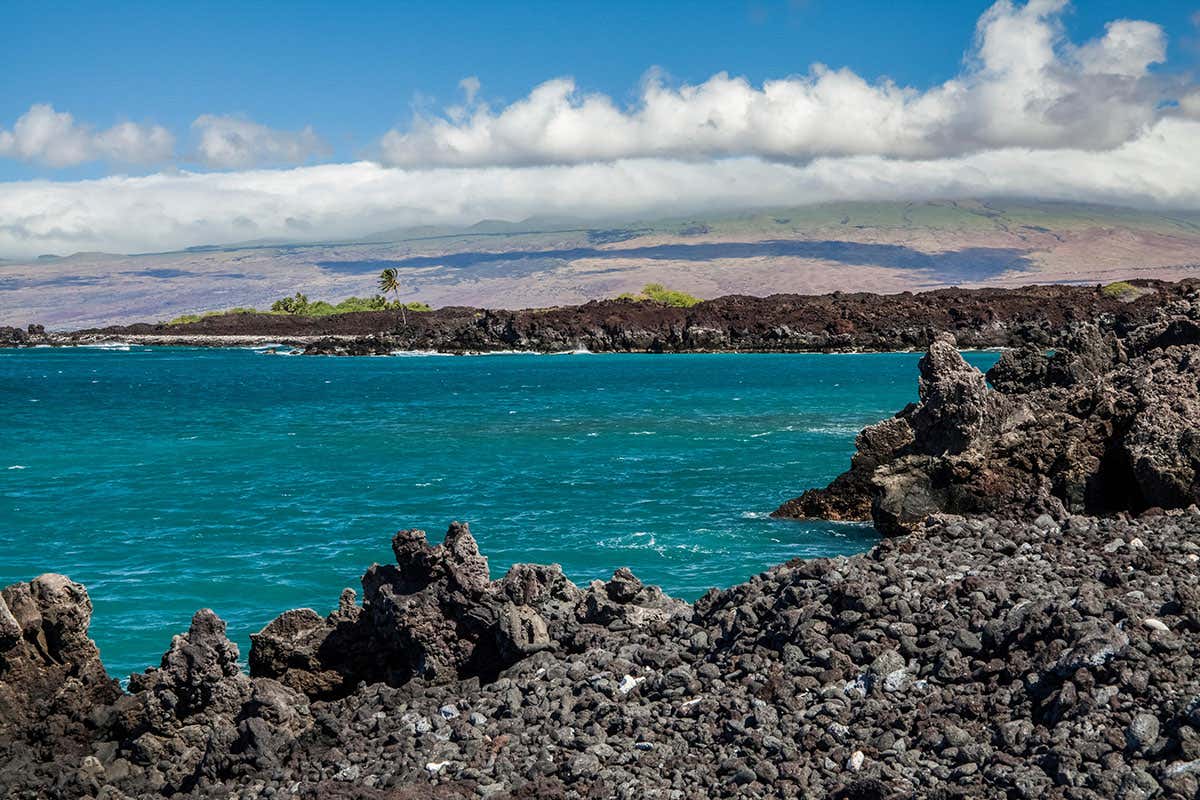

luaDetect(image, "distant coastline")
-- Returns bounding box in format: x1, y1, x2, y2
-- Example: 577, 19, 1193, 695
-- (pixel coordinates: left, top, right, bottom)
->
2, 279, 1187, 355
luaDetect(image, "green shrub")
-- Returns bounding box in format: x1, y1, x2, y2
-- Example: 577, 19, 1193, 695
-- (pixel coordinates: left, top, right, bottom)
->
1103, 281, 1159, 304
167, 307, 262, 325
167, 313, 203, 325
618, 283, 702, 308
271, 293, 310, 314
1101, 281, 1139, 300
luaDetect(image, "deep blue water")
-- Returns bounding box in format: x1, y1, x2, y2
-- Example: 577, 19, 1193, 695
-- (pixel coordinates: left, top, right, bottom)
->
1, 346, 998, 678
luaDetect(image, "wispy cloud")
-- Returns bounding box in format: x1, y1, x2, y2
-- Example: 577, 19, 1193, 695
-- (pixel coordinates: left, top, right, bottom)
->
379, 0, 1171, 167
0, 107, 328, 171
0, 104, 174, 168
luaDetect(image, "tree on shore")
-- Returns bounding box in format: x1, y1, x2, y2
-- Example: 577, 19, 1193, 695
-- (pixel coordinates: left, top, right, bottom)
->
378, 268, 407, 327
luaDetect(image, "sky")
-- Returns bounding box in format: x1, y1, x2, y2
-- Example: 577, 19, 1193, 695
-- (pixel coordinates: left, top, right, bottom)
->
1, 0, 1199, 257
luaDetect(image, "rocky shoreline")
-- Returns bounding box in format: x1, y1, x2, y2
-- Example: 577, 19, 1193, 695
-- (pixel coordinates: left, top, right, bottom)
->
2, 280, 1190, 355
5, 285, 1200, 798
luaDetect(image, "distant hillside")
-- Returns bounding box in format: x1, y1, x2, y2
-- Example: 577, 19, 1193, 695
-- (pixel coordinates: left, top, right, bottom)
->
3, 199, 1198, 328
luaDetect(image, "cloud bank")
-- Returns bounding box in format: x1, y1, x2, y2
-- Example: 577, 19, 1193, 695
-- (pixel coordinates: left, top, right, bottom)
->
4, 115, 1199, 258
379, 0, 1172, 166
1, 0, 1198, 258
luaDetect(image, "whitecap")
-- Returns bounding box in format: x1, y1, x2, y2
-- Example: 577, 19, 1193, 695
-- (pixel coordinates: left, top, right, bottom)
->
8, 465, 26, 470
740, 511, 770, 519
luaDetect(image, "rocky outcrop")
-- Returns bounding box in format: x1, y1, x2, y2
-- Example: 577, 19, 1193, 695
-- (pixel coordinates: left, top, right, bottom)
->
774, 293, 1200, 534
0, 575, 121, 795
300, 334, 396, 356
0, 574, 119, 733
249, 522, 690, 697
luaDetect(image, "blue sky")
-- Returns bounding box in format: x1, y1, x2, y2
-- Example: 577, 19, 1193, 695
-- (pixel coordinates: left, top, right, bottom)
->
3, 0, 1196, 180
2, 1, 1200, 257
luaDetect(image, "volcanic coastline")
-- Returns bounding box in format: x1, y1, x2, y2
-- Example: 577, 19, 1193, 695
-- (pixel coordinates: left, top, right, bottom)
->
1, 280, 1191, 355
5, 282, 1200, 798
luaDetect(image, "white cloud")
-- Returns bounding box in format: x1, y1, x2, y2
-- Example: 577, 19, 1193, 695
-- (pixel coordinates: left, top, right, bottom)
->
191, 115, 328, 169
1075, 19, 1166, 77
378, 0, 1171, 167
2, 115, 1199, 259
0, 104, 174, 167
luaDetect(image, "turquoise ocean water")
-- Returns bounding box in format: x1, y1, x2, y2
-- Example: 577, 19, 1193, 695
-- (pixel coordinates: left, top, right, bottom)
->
1, 346, 998, 678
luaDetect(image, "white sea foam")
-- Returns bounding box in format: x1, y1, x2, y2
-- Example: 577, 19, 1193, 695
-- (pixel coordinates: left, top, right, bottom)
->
474, 349, 537, 356
740, 511, 771, 519
805, 423, 868, 436
8, 465, 27, 470
80, 342, 131, 350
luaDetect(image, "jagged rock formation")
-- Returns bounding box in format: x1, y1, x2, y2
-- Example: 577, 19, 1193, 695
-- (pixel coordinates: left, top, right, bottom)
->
0, 575, 121, 793
249, 523, 689, 697
775, 292, 1200, 534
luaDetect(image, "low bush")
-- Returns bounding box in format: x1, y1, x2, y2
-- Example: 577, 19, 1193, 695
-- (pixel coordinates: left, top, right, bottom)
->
617, 283, 702, 308
169, 295, 433, 324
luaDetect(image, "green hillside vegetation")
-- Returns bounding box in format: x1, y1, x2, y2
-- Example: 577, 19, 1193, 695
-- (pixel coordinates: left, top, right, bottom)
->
618, 283, 702, 308
166, 307, 261, 325
167, 294, 431, 324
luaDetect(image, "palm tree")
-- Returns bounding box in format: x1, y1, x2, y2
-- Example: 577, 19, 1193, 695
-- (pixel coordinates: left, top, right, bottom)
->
378, 268, 407, 327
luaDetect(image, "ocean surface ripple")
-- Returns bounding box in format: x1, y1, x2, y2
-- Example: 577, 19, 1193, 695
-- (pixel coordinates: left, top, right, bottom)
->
0, 347, 998, 677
